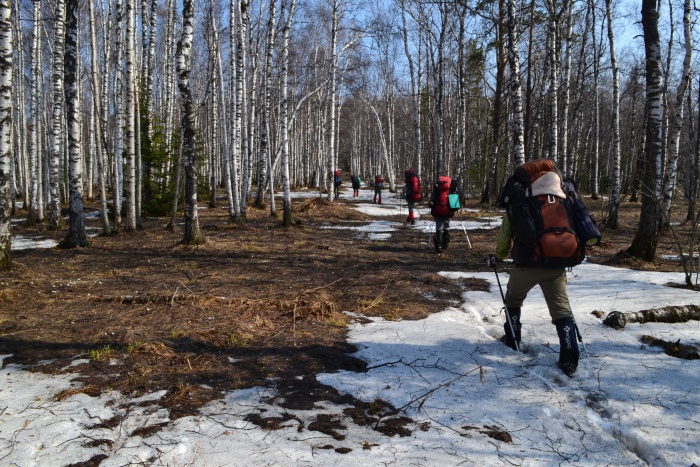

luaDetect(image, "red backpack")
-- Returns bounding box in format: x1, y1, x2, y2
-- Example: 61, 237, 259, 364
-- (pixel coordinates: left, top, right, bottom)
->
405, 170, 422, 201
498, 159, 585, 268
431, 176, 454, 218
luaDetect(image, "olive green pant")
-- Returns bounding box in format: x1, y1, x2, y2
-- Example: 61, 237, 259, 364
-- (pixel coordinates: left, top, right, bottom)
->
504, 267, 572, 323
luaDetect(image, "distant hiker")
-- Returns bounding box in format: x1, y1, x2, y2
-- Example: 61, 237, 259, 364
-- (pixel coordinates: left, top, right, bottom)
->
351, 175, 361, 197
429, 175, 459, 252
333, 170, 342, 199
373, 175, 384, 204
404, 169, 422, 225
493, 158, 596, 378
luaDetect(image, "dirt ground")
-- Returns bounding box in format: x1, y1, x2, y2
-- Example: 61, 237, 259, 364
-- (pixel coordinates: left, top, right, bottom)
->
0, 188, 693, 437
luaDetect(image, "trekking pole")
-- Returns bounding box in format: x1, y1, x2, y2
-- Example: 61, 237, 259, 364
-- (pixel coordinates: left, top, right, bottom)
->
457, 210, 472, 248
568, 301, 589, 358
488, 255, 525, 369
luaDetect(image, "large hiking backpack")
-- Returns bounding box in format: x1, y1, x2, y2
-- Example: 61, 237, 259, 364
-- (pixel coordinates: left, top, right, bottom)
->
431, 176, 456, 218
498, 159, 587, 268
405, 170, 422, 201
374, 175, 384, 190
333, 170, 342, 187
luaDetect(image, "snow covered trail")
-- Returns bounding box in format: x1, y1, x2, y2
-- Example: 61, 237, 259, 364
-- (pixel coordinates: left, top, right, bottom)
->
319, 263, 700, 466
1, 259, 699, 464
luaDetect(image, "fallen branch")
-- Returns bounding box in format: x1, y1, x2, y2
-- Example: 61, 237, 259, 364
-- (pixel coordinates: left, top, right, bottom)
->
603, 305, 700, 329
641, 335, 700, 360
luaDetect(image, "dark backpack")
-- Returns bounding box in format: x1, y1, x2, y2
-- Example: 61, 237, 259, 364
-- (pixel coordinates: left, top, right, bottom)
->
498, 159, 585, 268
431, 176, 455, 218
405, 170, 422, 201
374, 176, 384, 190
351, 175, 360, 188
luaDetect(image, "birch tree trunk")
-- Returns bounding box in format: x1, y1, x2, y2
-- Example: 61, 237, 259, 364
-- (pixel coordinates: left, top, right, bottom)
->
236, 0, 250, 220
177, 0, 203, 244
280, 0, 297, 226
0, 0, 11, 269
27, 0, 41, 223
326, 0, 339, 202
590, 0, 600, 199
64, 0, 87, 248
113, 0, 124, 230
212, 11, 235, 220
125, 0, 137, 230
605, 0, 622, 229
506, 0, 524, 166
627, 0, 664, 261
400, 2, 421, 177
48, 0, 66, 229
255, 0, 276, 208
89, 0, 111, 234
661, 0, 692, 227
545, 0, 558, 162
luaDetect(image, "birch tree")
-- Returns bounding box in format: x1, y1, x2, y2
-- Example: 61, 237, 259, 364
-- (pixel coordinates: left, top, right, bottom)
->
113, 0, 125, 230
254, 0, 277, 209
89, 0, 111, 235
48, 0, 66, 229
280, 0, 297, 226
0, 0, 11, 269
506, 0, 524, 166
661, 0, 692, 228
628, 0, 664, 260
63, 0, 87, 247
27, 0, 41, 224
177, 0, 203, 244
605, 0, 621, 229
124, 0, 137, 230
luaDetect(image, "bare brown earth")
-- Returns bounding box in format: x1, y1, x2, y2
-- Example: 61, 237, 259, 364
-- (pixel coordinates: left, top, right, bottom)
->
0, 188, 693, 434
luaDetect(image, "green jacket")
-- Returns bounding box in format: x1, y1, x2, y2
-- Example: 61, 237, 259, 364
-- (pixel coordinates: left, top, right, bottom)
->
496, 215, 514, 260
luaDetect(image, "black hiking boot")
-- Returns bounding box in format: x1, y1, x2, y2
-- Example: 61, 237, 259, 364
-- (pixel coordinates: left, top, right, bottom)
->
442, 229, 450, 250
556, 317, 579, 377
501, 307, 521, 350
434, 232, 443, 253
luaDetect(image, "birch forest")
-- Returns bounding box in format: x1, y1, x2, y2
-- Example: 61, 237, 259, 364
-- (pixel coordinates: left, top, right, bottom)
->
1, 0, 699, 267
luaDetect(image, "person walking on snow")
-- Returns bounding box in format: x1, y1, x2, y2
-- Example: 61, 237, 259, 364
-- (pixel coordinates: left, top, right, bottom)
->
333, 170, 342, 199
404, 169, 422, 225
373, 175, 384, 204
351, 175, 361, 197
429, 175, 458, 252
490, 159, 580, 377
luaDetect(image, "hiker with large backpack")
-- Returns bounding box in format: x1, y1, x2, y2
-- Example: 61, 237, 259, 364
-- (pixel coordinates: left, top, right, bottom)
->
333, 170, 342, 199
351, 175, 361, 197
490, 159, 599, 378
373, 175, 384, 204
429, 175, 460, 252
404, 169, 422, 225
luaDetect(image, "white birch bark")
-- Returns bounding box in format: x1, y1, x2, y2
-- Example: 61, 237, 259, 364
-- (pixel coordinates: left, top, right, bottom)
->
255, 0, 277, 209
326, 0, 339, 201
64, 0, 87, 247
125, 0, 137, 230
236, 0, 250, 220
605, 0, 622, 229
27, 0, 41, 223
113, 0, 124, 229
400, 2, 421, 177
661, 0, 692, 226
177, 0, 202, 244
628, 0, 664, 260
0, 0, 11, 268
506, 0, 524, 166
48, 0, 66, 229
280, 0, 297, 225
545, 0, 558, 162
590, 0, 600, 198
89, 0, 111, 234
